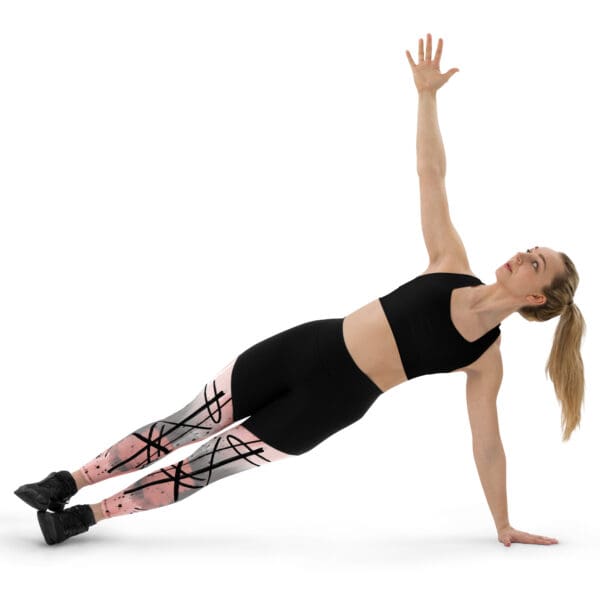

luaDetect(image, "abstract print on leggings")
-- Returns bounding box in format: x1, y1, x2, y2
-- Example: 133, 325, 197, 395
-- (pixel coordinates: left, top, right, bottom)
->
76, 318, 381, 520
79, 360, 239, 485
99, 423, 288, 519
77, 358, 290, 519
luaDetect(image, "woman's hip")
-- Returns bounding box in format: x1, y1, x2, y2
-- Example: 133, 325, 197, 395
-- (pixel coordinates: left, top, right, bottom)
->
230, 318, 382, 421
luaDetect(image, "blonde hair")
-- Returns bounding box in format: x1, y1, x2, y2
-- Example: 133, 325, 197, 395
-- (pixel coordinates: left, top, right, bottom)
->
518, 252, 586, 442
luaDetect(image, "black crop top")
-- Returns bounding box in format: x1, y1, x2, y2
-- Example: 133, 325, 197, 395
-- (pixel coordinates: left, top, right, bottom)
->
378, 272, 501, 380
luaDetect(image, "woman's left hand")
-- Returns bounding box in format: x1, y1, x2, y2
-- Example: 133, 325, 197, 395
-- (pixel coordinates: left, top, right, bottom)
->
497, 525, 559, 547
406, 33, 460, 94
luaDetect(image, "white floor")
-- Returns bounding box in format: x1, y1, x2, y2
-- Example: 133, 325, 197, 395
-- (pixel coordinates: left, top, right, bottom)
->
3, 457, 599, 600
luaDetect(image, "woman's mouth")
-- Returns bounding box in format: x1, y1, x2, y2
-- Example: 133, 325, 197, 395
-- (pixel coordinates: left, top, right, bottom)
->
505, 262, 512, 272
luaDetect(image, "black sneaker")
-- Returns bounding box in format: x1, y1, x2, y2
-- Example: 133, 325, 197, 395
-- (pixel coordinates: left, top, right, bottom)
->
14, 470, 78, 512
37, 504, 96, 545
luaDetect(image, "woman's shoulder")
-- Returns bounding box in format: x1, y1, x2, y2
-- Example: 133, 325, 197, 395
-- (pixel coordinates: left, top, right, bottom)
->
463, 333, 503, 377
420, 257, 478, 278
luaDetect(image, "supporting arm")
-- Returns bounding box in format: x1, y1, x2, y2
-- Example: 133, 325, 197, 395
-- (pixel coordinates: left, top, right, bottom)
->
472, 447, 511, 533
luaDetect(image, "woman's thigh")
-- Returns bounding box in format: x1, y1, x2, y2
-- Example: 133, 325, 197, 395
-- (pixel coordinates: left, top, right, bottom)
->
242, 318, 383, 455
230, 319, 330, 421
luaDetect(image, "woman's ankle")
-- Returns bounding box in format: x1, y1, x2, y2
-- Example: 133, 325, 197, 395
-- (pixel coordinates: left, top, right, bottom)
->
71, 469, 89, 491
90, 502, 106, 523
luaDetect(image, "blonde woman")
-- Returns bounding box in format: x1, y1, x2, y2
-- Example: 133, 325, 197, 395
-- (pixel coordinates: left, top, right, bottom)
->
16, 33, 584, 547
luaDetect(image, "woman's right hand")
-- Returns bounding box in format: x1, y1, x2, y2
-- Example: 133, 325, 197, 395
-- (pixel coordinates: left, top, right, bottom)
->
406, 33, 460, 94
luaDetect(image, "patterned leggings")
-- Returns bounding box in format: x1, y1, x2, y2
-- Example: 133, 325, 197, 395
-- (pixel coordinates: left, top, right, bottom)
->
79, 318, 383, 520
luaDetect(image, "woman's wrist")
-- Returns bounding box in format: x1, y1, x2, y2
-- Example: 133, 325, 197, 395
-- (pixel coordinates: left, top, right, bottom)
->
418, 88, 437, 99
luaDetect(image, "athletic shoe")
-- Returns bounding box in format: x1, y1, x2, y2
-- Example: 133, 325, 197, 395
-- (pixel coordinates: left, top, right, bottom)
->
37, 504, 96, 545
14, 470, 78, 512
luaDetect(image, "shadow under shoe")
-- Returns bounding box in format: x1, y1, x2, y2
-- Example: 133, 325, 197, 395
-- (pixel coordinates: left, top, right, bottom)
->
37, 504, 96, 545
14, 470, 78, 512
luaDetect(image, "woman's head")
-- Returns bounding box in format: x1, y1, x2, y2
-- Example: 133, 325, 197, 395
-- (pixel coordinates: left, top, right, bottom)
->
500, 246, 585, 442
498, 246, 569, 308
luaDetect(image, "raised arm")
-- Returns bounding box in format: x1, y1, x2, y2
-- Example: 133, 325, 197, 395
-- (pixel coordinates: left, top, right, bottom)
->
416, 90, 447, 175
406, 33, 459, 174
406, 34, 467, 267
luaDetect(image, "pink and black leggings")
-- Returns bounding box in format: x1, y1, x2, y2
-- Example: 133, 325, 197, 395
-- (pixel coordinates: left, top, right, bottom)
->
78, 318, 383, 520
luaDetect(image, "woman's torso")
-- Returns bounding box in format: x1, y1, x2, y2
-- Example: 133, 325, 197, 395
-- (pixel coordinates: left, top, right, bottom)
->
342, 261, 501, 392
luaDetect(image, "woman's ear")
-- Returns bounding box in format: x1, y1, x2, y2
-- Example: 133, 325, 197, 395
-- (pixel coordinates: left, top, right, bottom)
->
527, 293, 547, 306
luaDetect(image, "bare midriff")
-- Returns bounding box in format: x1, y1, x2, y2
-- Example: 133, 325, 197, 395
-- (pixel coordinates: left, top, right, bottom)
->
342, 298, 409, 393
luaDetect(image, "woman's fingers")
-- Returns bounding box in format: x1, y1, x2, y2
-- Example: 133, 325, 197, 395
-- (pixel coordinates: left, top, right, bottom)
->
411, 34, 443, 66
517, 530, 559, 544
434, 37, 443, 66
526, 532, 557, 544
499, 526, 559, 546
537, 536, 559, 544
406, 33, 457, 93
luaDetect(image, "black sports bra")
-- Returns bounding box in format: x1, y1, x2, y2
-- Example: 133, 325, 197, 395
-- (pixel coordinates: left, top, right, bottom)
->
378, 272, 501, 380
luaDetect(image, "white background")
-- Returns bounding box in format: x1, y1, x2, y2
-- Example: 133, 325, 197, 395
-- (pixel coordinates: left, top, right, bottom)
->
1, 1, 597, 598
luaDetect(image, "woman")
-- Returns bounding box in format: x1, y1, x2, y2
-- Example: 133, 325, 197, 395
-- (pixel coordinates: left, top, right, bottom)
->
15, 33, 584, 547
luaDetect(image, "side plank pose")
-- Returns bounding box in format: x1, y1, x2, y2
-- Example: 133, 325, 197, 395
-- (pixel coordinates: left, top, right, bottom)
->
16, 33, 585, 547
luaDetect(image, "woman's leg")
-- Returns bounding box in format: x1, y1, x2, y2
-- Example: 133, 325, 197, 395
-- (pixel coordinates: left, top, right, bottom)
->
89, 422, 291, 522
73, 359, 239, 490
90, 316, 383, 523
73, 320, 312, 490
32, 318, 384, 543
76, 322, 329, 522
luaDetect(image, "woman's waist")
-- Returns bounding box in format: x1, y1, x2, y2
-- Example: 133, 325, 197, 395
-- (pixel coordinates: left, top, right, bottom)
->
342, 300, 409, 390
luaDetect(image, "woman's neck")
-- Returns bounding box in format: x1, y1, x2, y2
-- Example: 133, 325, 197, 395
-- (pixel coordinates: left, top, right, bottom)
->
460, 282, 519, 331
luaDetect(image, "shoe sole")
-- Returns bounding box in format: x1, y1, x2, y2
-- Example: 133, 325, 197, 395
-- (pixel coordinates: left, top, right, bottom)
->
14, 486, 65, 512
37, 511, 62, 545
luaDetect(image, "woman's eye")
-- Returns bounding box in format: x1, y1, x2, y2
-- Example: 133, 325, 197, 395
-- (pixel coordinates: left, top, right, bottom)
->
526, 249, 538, 269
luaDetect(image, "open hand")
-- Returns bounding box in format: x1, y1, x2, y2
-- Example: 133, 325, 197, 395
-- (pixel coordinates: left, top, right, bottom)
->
405, 33, 460, 94
497, 525, 559, 547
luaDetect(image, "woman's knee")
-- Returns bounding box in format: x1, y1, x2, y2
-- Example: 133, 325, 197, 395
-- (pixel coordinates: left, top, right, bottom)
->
160, 359, 237, 449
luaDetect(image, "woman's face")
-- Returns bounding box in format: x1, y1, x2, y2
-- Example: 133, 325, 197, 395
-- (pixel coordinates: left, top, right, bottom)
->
497, 246, 565, 306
